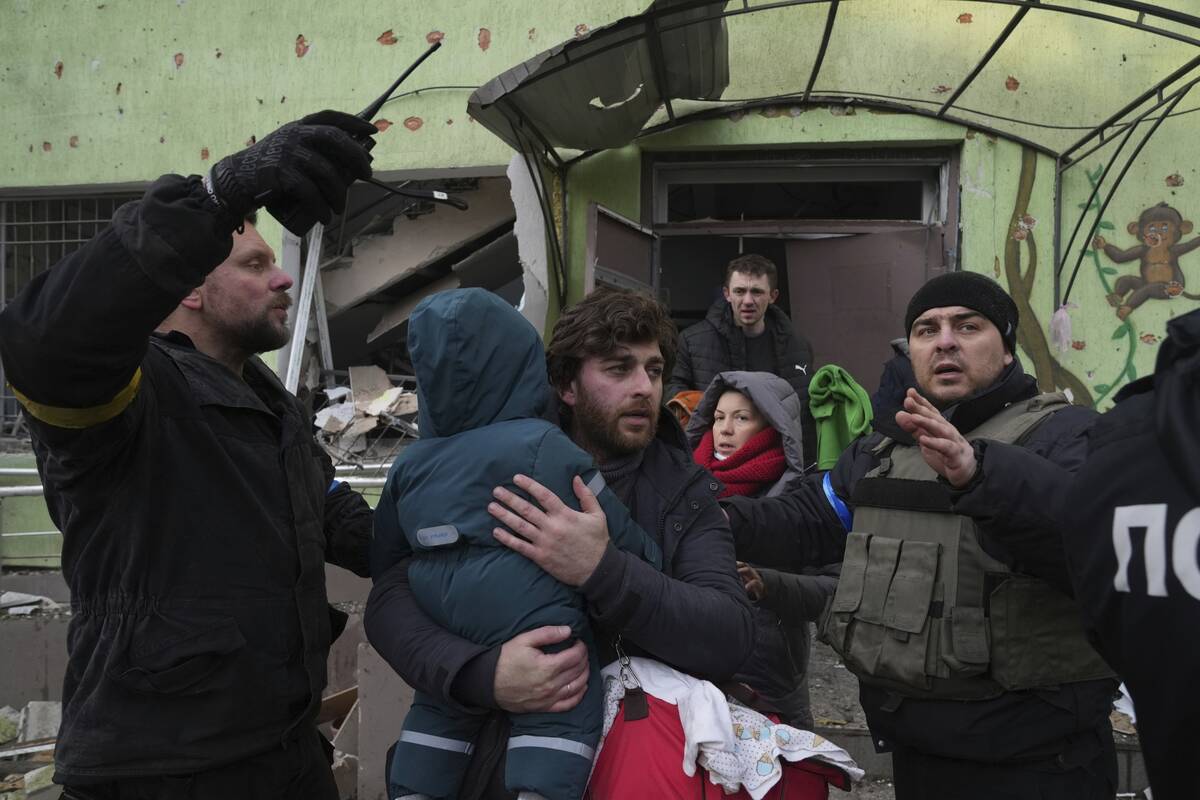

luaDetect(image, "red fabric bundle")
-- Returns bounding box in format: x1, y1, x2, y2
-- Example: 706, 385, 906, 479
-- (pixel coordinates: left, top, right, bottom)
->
586, 693, 849, 799
693, 426, 787, 498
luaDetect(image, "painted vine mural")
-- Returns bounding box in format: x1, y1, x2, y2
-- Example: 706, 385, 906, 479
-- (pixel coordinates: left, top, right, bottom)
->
1003, 148, 1093, 407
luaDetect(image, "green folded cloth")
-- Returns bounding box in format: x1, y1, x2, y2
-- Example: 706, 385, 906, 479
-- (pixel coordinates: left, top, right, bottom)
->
808, 364, 873, 470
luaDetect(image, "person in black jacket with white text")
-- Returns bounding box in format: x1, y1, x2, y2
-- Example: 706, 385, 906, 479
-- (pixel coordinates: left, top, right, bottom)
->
1064, 307, 1200, 800
0, 112, 376, 798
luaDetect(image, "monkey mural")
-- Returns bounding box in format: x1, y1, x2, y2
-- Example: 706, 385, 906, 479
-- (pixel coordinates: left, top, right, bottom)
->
1093, 202, 1200, 320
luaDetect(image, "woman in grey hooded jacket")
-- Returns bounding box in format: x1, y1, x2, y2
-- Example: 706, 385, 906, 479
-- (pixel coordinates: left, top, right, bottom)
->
687, 371, 839, 729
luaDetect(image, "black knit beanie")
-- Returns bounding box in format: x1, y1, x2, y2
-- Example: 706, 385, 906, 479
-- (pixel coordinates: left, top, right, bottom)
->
904, 272, 1019, 352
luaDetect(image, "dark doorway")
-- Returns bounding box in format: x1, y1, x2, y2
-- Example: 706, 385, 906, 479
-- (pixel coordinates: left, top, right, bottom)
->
787, 227, 945, 393
660, 236, 790, 332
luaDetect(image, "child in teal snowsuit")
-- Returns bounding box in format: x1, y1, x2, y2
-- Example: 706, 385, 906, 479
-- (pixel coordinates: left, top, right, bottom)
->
371, 288, 662, 800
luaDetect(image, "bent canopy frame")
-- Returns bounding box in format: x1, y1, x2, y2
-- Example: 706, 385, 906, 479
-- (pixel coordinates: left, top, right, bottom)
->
466, 0, 1200, 309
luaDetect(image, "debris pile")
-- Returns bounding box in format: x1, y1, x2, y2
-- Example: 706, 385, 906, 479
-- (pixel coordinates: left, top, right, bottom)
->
0, 701, 60, 799
314, 366, 419, 460
0, 594, 59, 617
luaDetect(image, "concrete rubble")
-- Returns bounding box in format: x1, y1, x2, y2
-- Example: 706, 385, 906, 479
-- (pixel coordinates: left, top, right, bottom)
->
315, 365, 419, 458
0, 594, 59, 617
0, 700, 61, 800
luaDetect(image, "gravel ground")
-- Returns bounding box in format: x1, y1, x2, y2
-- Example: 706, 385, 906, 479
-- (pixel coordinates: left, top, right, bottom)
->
836, 778, 897, 800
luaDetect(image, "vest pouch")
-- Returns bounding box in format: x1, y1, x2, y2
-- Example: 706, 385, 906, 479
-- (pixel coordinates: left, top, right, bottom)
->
989, 576, 1115, 690
836, 535, 938, 689
872, 539, 939, 688
819, 532, 869, 653
939, 605, 990, 677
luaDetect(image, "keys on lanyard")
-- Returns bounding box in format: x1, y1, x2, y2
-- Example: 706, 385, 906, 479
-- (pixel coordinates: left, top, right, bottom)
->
614, 636, 649, 722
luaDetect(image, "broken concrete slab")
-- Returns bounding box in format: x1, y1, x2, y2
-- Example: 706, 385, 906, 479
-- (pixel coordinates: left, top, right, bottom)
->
365, 388, 404, 418
315, 401, 357, 434
356, 643, 415, 800
17, 703, 59, 743
322, 177, 516, 316
330, 699, 359, 757
367, 274, 461, 344
331, 750, 358, 800
387, 393, 419, 418
0, 593, 60, 616
22, 764, 59, 799
0, 616, 68, 708
0, 708, 18, 745
348, 366, 393, 415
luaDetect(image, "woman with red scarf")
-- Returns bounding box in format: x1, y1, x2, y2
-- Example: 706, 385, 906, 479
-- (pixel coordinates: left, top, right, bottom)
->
695, 389, 788, 498
688, 371, 807, 500
687, 371, 835, 731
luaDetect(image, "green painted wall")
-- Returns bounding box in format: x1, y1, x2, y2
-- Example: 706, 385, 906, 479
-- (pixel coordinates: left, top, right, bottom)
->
0, 0, 645, 189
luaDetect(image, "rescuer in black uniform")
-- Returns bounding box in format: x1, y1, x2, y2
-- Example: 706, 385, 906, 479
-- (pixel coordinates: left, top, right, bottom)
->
0, 112, 377, 798
1064, 307, 1200, 800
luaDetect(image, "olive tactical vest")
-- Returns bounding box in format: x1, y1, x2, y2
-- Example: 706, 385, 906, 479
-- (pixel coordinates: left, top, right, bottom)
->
819, 393, 1114, 701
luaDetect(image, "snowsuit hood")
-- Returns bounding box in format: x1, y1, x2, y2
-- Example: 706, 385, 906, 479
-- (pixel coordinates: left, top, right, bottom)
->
408, 288, 548, 438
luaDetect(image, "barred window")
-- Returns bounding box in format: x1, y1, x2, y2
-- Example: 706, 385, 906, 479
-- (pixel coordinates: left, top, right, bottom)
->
1, 194, 140, 436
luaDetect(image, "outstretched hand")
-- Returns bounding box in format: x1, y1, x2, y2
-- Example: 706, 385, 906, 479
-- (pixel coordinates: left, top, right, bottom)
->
489, 474, 609, 587
894, 389, 978, 488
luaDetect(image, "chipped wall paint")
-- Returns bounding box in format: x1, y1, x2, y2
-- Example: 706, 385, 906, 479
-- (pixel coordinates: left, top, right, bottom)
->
0, 0, 644, 190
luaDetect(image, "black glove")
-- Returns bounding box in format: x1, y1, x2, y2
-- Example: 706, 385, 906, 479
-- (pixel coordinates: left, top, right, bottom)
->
205, 110, 377, 235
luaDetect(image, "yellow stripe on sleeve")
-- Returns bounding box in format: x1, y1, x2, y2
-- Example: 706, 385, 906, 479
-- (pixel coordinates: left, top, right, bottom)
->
9, 368, 142, 429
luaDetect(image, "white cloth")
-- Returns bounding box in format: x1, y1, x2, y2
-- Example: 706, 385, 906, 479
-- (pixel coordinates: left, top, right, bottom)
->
597, 657, 863, 799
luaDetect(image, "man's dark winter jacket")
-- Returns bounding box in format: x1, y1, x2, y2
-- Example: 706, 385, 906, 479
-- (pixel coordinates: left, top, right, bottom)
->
724, 360, 1117, 768
1064, 308, 1200, 800
365, 415, 755, 706
669, 299, 816, 465
0, 176, 372, 783
669, 299, 814, 399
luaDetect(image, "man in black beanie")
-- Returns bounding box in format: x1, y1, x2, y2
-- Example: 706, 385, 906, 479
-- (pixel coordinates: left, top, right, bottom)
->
722, 271, 1117, 799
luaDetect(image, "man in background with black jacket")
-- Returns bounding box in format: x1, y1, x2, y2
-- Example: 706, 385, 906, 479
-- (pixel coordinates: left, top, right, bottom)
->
725, 272, 1117, 800
1064, 307, 1200, 800
668, 254, 817, 465
0, 112, 377, 798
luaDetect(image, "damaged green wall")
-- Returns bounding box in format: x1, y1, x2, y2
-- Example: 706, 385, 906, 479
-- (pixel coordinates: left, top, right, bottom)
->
563, 103, 1198, 410
0, 0, 646, 189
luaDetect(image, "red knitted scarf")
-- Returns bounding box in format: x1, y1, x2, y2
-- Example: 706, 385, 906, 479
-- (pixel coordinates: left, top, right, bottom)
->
693, 426, 786, 498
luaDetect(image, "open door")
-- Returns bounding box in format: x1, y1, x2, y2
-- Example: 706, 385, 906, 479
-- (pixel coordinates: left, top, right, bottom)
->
786, 226, 945, 393
585, 203, 658, 294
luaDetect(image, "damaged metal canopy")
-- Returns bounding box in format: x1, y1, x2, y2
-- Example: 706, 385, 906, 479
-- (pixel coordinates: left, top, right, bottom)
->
468, 0, 731, 152
467, 0, 1200, 161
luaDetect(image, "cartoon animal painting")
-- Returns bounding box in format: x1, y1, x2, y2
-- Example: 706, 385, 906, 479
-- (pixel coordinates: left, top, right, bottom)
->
1093, 202, 1200, 320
